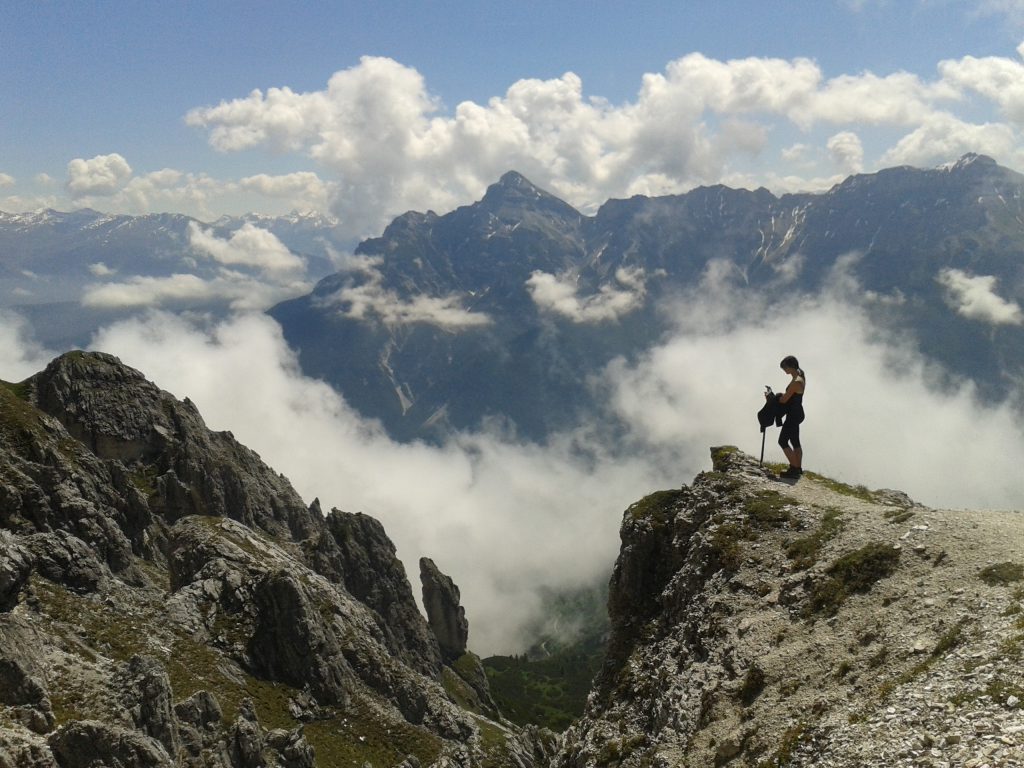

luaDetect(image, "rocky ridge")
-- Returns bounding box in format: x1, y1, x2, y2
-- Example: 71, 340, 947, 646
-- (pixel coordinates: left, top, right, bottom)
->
554, 447, 1024, 767
0, 352, 554, 767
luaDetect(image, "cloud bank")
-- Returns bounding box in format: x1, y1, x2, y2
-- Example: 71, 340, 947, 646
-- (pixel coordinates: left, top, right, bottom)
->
316, 254, 492, 328
84, 311, 660, 653
7, 267, 1020, 654
188, 222, 306, 276
81, 225, 313, 312
180, 46, 1024, 237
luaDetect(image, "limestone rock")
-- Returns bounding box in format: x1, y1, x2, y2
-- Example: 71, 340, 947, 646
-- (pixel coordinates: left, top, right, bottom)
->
48, 720, 170, 768
116, 655, 180, 759
266, 727, 315, 768
29, 351, 321, 543
229, 699, 264, 768
0, 352, 561, 768
24, 531, 105, 593
249, 569, 354, 706
0, 740, 58, 768
0, 657, 54, 734
0, 535, 32, 610
174, 690, 222, 729
305, 507, 442, 677
420, 557, 469, 664
554, 447, 1024, 767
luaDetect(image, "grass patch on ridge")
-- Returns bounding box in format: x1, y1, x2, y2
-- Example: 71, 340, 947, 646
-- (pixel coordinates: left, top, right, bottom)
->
806, 543, 901, 617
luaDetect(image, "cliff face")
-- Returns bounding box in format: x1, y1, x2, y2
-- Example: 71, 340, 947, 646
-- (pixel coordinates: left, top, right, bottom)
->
0, 352, 553, 768
555, 447, 1024, 767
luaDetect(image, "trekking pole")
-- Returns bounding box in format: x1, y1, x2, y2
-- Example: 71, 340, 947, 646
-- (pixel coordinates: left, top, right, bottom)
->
757, 385, 773, 466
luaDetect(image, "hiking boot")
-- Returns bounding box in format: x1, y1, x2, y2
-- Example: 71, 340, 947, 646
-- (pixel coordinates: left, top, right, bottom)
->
780, 466, 802, 479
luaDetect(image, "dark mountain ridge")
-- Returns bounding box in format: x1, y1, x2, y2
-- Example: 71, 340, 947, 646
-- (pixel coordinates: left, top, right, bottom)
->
270, 154, 1024, 441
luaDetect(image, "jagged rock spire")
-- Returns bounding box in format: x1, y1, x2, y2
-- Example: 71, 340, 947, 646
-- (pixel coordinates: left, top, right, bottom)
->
419, 557, 469, 663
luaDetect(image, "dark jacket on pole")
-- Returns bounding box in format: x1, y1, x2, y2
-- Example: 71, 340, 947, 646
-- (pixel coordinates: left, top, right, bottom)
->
757, 393, 786, 432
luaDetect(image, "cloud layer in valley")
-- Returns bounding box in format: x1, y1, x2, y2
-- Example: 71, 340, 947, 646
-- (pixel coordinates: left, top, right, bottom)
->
6, 265, 1021, 654
81, 224, 313, 312
527, 267, 649, 323
315, 254, 493, 329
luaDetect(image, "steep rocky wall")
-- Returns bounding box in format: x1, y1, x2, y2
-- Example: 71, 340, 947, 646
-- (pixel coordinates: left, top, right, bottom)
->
555, 447, 1024, 767
0, 352, 550, 768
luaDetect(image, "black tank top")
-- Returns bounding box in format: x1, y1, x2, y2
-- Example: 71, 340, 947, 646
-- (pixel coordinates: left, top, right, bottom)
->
786, 381, 804, 420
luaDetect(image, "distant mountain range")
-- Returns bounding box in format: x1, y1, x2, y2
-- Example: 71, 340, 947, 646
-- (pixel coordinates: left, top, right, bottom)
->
0, 208, 346, 346
268, 153, 1024, 441
4, 154, 1023, 441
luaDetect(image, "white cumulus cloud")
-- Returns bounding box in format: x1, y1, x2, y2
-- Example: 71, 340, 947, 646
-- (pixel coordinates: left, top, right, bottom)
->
182, 48, 1019, 238
527, 267, 648, 323
66, 153, 133, 197
938, 268, 1023, 325
0, 173, 14, 188
188, 222, 306, 276
239, 172, 331, 211
827, 131, 865, 173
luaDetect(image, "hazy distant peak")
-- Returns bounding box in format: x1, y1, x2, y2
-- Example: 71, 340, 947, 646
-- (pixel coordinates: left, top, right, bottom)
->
938, 152, 997, 172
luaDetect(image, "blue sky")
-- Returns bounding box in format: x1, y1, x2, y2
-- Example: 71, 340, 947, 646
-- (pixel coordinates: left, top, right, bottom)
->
4, 0, 1024, 236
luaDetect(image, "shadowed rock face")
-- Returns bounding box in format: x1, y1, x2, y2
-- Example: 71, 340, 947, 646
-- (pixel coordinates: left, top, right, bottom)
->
419, 557, 469, 664
305, 508, 443, 678
29, 351, 321, 543
0, 351, 547, 768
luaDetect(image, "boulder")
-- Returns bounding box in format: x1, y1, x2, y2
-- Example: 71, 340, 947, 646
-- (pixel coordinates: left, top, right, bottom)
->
0, 656, 54, 734
25, 531, 105, 593
48, 720, 170, 768
0, 535, 32, 610
116, 655, 180, 759
248, 570, 352, 706
229, 699, 264, 768
266, 727, 315, 768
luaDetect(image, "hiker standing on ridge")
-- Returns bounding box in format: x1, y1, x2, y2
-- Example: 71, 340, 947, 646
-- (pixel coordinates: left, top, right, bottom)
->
771, 355, 805, 479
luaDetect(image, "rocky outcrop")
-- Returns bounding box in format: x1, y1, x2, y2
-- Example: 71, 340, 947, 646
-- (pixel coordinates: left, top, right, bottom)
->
29, 351, 320, 543
554, 447, 1024, 767
48, 721, 170, 768
305, 507, 442, 677
0, 535, 32, 610
0, 352, 545, 768
0, 657, 54, 734
420, 557, 469, 664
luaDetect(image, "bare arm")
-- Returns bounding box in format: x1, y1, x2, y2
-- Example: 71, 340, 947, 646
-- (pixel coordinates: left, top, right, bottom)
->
779, 378, 804, 404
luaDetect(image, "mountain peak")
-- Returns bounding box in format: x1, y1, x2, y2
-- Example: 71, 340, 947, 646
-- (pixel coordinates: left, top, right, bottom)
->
938, 152, 998, 172
480, 171, 581, 219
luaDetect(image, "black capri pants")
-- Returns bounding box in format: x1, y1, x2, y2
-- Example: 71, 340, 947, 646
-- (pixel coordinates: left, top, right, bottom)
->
779, 411, 804, 451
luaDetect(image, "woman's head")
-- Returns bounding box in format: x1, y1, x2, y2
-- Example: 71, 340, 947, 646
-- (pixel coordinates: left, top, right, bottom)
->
780, 355, 802, 375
